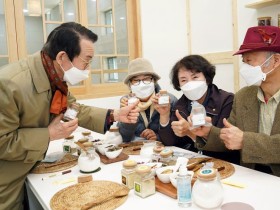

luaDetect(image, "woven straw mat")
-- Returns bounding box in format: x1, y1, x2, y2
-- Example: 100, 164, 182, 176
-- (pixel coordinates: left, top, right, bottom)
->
50, 180, 129, 210
120, 141, 144, 155
189, 157, 235, 179
31, 153, 78, 174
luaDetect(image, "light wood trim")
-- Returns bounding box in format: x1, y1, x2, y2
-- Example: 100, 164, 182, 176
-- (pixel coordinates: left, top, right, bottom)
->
232, 0, 240, 92
201, 51, 234, 64
94, 54, 129, 56
74, 83, 129, 99
4, 0, 18, 62
42, 0, 47, 43
245, 0, 280, 9
186, 0, 191, 54
112, 0, 117, 55
127, 0, 142, 59
13, 0, 27, 59
78, 0, 88, 24
44, 21, 64, 24
87, 24, 115, 27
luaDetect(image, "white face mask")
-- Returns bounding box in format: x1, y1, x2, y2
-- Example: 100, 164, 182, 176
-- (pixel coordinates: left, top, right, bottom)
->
130, 82, 155, 99
181, 80, 208, 101
240, 55, 275, 86
62, 64, 89, 85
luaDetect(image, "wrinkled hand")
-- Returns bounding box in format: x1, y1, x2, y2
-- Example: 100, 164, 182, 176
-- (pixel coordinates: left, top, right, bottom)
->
171, 110, 195, 139
120, 97, 128, 108
188, 116, 212, 139
151, 93, 171, 116
220, 118, 243, 150
114, 100, 140, 123
140, 129, 157, 140
48, 114, 78, 141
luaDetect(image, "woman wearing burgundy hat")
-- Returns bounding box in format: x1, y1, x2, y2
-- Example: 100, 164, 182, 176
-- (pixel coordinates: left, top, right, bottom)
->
191, 26, 280, 176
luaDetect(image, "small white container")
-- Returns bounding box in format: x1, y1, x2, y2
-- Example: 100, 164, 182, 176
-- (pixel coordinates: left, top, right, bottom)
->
78, 148, 100, 172
155, 166, 174, 183
105, 146, 123, 159
192, 168, 224, 209
103, 126, 123, 145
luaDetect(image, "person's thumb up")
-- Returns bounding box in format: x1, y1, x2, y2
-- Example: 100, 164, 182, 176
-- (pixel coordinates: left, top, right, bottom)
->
175, 110, 184, 121
223, 118, 233, 128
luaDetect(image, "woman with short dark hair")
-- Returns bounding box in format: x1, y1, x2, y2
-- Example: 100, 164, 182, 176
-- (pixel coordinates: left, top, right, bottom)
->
153, 55, 240, 164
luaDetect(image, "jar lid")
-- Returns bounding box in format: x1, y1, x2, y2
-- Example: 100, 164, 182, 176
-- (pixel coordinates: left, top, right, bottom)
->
109, 127, 119, 132
71, 102, 80, 108
197, 168, 217, 181
160, 148, 173, 157
83, 141, 94, 148
82, 131, 91, 136
136, 165, 151, 174
159, 90, 167, 94
153, 145, 165, 153
123, 159, 137, 168
78, 138, 89, 143
65, 135, 74, 140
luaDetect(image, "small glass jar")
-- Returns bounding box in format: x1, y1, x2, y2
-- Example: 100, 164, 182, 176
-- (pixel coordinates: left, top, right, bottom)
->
121, 160, 137, 189
140, 140, 156, 159
192, 168, 223, 209
159, 148, 174, 165
152, 144, 165, 162
191, 101, 206, 127
134, 165, 155, 198
77, 141, 93, 156
62, 135, 76, 154
128, 93, 137, 106
63, 102, 80, 122
158, 90, 169, 106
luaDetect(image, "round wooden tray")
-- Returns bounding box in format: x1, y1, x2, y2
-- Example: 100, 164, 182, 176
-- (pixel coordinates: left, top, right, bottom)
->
120, 141, 144, 155
31, 153, 78, 174
189, 157, 235, 180
50, 181, 129, 210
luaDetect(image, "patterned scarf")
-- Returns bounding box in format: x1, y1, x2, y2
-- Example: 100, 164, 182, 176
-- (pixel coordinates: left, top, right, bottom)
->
138, 92, 155, 128
41, 51, 68, 114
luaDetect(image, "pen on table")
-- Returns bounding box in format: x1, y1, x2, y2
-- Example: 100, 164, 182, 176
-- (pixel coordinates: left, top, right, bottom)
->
42, 170, 72, 181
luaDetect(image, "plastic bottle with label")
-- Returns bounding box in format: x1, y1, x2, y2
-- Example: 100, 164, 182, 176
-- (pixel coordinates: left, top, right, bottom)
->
177, 165, 192, 207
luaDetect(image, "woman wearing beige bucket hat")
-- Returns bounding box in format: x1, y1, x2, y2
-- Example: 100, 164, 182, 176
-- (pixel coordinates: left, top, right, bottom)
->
118, 58, 177, 142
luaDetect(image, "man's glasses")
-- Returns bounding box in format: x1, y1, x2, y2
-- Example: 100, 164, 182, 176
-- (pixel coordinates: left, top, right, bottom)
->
130, 77, 154, 86
78, 56, 93, 69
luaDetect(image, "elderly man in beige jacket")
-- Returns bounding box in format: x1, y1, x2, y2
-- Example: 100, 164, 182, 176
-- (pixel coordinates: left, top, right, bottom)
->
0, 22, 139, 210
191, 26, 280, 177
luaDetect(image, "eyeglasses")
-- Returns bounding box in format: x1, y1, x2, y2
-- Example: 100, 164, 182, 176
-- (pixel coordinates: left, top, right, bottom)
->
130, 77, 154, 86
78, 56, 93, 69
